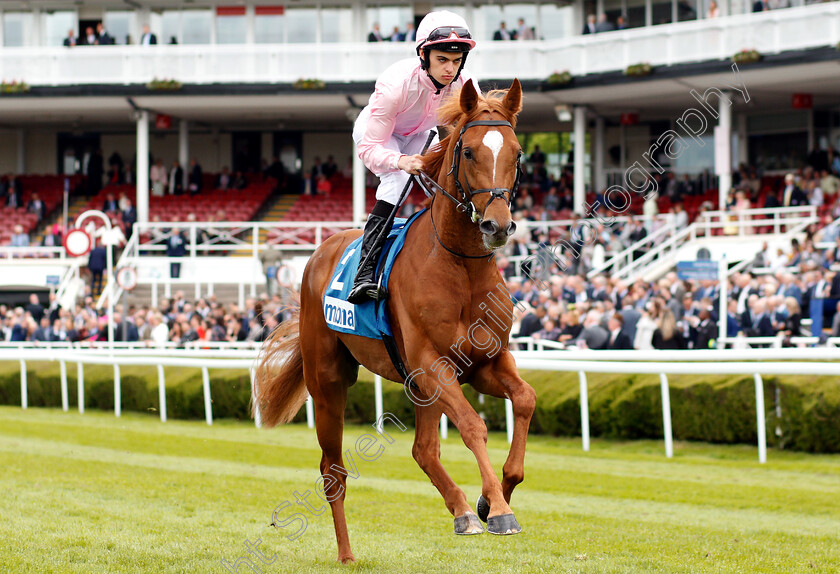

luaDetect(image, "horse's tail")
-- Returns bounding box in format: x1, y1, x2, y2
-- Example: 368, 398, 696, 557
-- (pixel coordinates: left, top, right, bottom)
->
253, 302, 307, 428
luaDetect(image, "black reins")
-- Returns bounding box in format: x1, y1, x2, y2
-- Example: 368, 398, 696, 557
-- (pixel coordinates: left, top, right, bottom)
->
416, 119, 522, 259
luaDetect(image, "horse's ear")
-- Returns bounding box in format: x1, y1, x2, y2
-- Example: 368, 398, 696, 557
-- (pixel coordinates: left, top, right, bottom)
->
459, 81, 479, 115
502, 79, 523, 119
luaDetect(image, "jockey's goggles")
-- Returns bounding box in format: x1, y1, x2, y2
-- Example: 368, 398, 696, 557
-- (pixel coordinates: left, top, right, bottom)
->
425, 26, 472, 43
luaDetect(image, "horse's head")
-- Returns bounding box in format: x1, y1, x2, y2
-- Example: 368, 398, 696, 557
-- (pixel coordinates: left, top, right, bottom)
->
428, 79, 523, 251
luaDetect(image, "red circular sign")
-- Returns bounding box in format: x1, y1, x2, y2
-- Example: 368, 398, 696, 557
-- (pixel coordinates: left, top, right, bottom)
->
64, 228, 92, 257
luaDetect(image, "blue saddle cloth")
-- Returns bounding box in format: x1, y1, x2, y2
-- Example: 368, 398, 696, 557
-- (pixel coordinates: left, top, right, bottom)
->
323, 209, 425, 340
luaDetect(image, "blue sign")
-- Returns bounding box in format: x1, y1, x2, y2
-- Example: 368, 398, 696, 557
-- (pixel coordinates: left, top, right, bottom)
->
676, 260, 719, 281
46, 275, 60, 286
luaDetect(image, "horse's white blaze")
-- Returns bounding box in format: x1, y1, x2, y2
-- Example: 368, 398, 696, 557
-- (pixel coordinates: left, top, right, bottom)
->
482, 130, 504, 186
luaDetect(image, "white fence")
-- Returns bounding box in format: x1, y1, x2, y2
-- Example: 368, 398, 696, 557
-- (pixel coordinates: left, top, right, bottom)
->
2, 4, 838, 85
5, 346, 839, 463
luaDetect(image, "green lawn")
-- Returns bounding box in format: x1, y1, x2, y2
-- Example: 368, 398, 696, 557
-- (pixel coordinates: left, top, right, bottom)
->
2, 406, 839, 573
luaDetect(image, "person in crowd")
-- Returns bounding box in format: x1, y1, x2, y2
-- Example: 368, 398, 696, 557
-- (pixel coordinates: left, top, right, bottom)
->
140, 24, 157, 45
188, 158, 203, 195
368, 23, 385, 42
150, 159, 168, 197
26, 192, 46, 222
595, 14, 615, 33
607, 313, 633, 349
389, 26, 404, 42
64, 29, 77, 47
516, 18, 534, 40
652, 308, 686, 349
96, 22, 114, 45
166, 228, 188, 279
494, 21, 514, 41
169, 160, 184, 195
81, 26, 97, 46
583, 14, 597, 34
616, 16, 628, 30
707, 0, 721, 17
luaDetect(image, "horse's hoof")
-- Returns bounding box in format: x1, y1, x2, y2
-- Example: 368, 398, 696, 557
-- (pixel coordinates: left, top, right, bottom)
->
337, 554, 356, 564
476, 494, 490, 523
454, 512, 484, 535
487, 513, 521, 535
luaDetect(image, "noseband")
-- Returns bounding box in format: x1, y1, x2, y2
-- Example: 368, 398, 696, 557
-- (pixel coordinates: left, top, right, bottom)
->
418, 120, 522, 225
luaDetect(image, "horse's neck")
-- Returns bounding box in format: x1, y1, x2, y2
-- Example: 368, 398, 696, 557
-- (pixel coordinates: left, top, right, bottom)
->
429, 190, 495, 272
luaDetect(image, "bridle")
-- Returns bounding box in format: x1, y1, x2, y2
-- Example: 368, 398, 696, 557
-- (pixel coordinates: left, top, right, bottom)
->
417, 120, 522, 225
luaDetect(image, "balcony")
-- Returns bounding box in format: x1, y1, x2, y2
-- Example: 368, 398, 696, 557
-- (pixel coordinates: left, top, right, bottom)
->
0, 4, 837, 88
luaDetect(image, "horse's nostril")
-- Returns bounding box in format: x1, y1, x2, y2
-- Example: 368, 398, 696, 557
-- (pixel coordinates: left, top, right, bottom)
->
506, 221, 517, 236
479, 220, 499, 236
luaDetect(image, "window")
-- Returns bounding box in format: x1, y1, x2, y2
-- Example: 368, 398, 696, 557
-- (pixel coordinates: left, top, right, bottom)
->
182, 10, 212, 44
104, 10, 136, 45
502, 4, 538, 40
321, 8, 353, 43
286, 8, 317, 44
3, 12, 31, 47
255, 14, 284, 43
162, 11, 181, 45
216, 7, 246, 45
539, 4, 575, 40
475, 4, 503, 41
45, 11, 75, 47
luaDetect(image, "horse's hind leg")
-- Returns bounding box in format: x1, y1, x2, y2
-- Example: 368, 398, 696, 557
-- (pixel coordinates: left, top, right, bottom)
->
412, 403, 483, 535
471, 352, 536, 504
301, 324, 358, 563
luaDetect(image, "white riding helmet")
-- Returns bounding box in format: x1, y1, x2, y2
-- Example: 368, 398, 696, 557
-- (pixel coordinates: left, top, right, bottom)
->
415, 11, 475, 81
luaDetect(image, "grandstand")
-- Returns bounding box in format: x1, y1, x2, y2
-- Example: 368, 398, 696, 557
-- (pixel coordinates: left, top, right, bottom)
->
0, 0, 839, 350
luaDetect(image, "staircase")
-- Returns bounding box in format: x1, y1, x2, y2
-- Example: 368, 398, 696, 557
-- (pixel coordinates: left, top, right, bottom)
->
587, 206, 818, 283
231, 193, 298, 257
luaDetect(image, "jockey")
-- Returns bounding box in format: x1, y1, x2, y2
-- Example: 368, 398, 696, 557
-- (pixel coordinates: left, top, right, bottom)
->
348, 10, 477, 304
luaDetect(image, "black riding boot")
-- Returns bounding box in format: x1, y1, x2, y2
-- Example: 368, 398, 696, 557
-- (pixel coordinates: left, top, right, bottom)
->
347, 200, 395, 304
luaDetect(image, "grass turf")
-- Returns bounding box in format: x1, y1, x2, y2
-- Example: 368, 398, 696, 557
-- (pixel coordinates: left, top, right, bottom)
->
2, 406, 839, 573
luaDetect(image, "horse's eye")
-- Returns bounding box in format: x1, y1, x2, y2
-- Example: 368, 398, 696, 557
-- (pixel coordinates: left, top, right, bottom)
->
463, 148, 473, 160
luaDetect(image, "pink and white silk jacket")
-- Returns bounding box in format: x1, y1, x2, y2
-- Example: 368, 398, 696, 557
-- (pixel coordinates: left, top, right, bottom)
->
355, 58, 477, 175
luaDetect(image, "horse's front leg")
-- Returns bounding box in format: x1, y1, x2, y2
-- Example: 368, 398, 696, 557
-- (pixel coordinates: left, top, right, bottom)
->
471, 351, 536, 504
405, 348, 521, 535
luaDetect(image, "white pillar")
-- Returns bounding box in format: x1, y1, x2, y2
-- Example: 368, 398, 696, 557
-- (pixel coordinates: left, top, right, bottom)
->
717, 91, 732, 211
16, 129, 25, 174
594, 116, 605, 194
245, 2, 256, 44
353, 144, 366, 223
573, 106, 586, 214
645, 0, 653, 26
179, 120, 189, 188
737, 113, 748, 165
136, 110, 150, 224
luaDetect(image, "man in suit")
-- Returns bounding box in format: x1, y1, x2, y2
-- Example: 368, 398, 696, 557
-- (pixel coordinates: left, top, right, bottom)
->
782, 173, 807, 207
778, 273, 803, 304
32, 317, 51, 342
188, 158, 203, 195
517, 305, 546, 338
493, 21, 514, 41
367, 23, 384, 42
616, 16, 628, 30
167, 228, 188, 279
748, 299, 775, 337
5, 175, 22, 207
26, 294, 45, 324
96, 23, 114, 45
81, 26, 97, 46
102, 192, 118, 212
575, 311, 610, 350
63, 29, 77, 47
140, 25, 157, 45
121, 198, 137, 239
582, 14, 597, 34
694, 307, 718, 350
607, 313, 633, 349
169, 160, 184, 195
595, 14, 615, 33
753, 0, 770, 11
27, 192, 47, 222
404, 22, 416, 42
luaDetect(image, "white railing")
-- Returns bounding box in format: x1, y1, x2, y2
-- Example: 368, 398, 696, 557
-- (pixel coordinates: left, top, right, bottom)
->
605, 206, 817, 282
6, 345, 840, 463
586, 222, 677, 280
0, 246, 68, 259
2, 4, 838, 86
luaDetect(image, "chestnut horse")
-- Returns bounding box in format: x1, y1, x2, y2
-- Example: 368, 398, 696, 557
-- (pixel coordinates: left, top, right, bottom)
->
255, 79, 536, 563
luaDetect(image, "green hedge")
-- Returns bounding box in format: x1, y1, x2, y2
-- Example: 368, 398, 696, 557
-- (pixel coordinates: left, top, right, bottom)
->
2, 362, 839, 453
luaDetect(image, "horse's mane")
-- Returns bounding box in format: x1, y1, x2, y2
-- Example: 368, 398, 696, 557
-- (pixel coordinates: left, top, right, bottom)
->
422, 87, 519, 190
